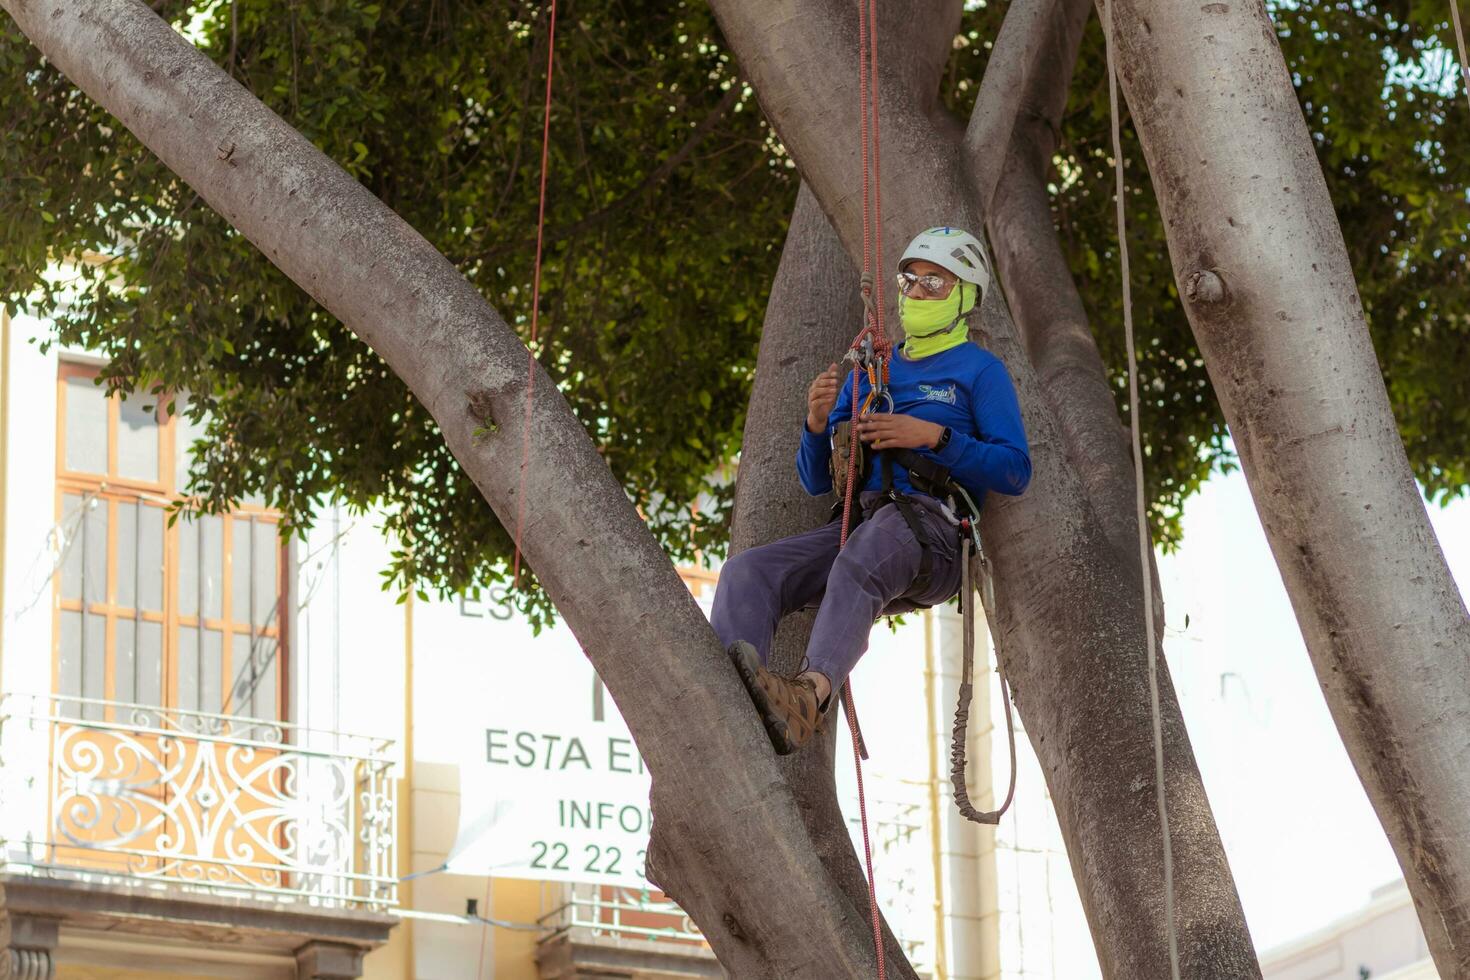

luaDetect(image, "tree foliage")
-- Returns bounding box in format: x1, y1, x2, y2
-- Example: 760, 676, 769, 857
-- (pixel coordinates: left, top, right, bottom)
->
1, 0, 1464, 601
0, 0, 793, 621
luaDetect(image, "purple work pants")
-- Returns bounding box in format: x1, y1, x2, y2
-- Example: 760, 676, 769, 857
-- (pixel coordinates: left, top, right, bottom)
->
710, 492, 963, 691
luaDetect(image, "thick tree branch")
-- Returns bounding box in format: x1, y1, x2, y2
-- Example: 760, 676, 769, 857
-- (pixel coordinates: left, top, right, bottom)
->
1106, 0, 1470, 969
963, 0, 1063, 213
710, 0, 966, 284
722, 182, 917, 976
709, 0, 1259, 974
0, 1, 882, 974
975, 0, 1143, 571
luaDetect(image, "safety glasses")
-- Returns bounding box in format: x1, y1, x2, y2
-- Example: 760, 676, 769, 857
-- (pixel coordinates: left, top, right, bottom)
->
895, 271, 957, 297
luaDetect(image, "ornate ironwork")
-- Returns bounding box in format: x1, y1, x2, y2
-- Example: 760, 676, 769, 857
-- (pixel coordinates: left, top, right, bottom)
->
0, 692, 397, 909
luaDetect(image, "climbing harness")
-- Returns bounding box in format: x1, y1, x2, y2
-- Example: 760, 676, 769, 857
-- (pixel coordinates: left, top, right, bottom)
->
830, 384, 1021, 830
887, 448, 1021, 828
1103, 2, 1181, 977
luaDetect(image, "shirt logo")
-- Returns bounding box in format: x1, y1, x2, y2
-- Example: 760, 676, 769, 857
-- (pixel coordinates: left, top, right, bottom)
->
919, 383, 957, 405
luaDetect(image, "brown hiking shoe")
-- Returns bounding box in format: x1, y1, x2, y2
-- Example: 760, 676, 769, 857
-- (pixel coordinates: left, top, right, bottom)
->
728, 641, 824, 755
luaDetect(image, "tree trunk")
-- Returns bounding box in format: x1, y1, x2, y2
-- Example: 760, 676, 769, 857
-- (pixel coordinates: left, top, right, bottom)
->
1104, 0, 1470, 971
710, 1, 1260, 975
983, 0, 1141, 569
0, 1, 889, 974
729, 202, 862, 558
719, 181, 919, 976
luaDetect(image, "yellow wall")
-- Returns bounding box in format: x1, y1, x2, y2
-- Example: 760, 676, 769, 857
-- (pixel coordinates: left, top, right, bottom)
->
492, 879, 544, 980
362, 587, 548, 980
60, 967, 228, 980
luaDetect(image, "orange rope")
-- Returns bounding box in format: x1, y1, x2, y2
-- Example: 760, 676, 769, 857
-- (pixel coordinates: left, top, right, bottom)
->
511, 0, 558, 587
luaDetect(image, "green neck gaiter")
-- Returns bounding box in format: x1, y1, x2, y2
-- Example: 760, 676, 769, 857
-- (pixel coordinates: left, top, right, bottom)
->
899, 283, 975, 359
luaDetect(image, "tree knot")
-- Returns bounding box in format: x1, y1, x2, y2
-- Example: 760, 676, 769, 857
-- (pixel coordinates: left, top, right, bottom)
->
467, 389, 498, 438
1185, 269, 1227, 306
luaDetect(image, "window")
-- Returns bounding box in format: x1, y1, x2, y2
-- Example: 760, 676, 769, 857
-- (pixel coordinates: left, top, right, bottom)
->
54, 362, 286, 725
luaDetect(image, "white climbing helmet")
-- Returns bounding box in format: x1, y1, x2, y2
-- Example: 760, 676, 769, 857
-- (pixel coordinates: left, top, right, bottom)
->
898, 226, 991, 297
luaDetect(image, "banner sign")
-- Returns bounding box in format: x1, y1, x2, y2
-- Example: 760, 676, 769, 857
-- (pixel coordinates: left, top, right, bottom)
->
427, 589, 717, 888
447, 712, 653, 888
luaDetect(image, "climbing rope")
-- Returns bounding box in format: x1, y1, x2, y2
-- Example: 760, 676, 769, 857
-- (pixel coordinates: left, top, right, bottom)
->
1102, 2, 1181, 977
837, 0, 890, 976
511, 0, 558, 588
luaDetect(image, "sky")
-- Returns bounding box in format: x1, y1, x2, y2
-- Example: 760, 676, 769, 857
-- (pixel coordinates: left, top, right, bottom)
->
1155, 462, 1470, 954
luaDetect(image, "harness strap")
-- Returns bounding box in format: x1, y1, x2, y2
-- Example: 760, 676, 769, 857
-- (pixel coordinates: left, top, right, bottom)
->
878, 451, 935, 596
887, 447, 953, 498
890, 495, 934, 596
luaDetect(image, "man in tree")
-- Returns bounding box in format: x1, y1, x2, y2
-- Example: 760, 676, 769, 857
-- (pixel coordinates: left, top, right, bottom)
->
713, 227, 1032, 754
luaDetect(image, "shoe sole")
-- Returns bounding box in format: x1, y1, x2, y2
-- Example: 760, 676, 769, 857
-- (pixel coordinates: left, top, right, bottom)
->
728, 642, 797, 756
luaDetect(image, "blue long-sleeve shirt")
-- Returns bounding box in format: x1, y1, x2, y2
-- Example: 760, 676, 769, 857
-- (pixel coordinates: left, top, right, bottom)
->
797, 341, 1032, 510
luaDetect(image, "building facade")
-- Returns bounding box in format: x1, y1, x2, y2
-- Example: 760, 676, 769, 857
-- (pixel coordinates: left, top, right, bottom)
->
1261, 881, 1437, 980
0, 305, 1095, 978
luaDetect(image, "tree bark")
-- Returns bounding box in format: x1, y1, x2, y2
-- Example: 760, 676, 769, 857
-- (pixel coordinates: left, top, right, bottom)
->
983, 0, 1139, 568
710, 1, 1260, 975
1105, 0, 1470, 971
964, 0, 1067, 213
723, 182, 919, 976
0, 1, 888, 974
729, 203, 862, 559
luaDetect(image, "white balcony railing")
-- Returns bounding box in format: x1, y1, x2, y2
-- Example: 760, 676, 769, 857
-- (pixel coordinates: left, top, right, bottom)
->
0, 692, 397, 910
539, 883, 705, 945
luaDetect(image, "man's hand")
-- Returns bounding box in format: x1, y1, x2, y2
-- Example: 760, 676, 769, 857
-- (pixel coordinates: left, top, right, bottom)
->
856, 412, 944, 451
806, 363, 841, 434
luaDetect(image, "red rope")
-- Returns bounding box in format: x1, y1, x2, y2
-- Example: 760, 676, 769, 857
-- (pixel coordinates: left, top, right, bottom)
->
838, 1, 888, 976
511, 0, 558, 587
508, 4, 887, 974
858, 0, 882, 343
841, 683, 886, 978
495, 1, 556, 973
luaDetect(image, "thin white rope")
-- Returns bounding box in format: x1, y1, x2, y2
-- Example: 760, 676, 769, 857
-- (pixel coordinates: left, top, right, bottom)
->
1102, 3, 1181, 978
1450, 0, 1470, 114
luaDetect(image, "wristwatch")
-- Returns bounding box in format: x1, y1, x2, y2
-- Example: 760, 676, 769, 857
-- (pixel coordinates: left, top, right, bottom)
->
934, 426, 952, 452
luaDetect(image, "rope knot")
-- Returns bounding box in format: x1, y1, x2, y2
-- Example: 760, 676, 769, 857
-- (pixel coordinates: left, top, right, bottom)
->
858, 272, 879, 319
